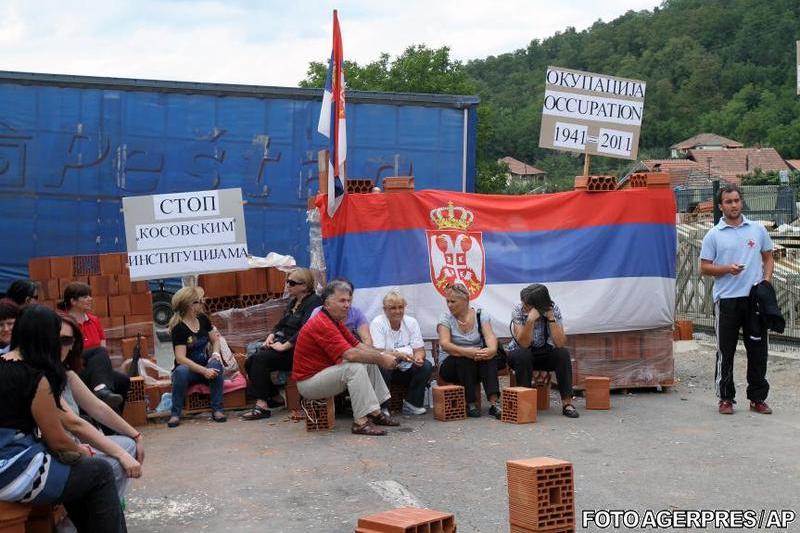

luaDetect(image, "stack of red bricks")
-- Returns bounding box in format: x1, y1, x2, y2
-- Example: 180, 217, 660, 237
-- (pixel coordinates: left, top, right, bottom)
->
28, 253, 154, 367
565, 326, 674, 390
355, 507, 456, 532
507, 457, 575, 533
198, 268, 286, 314
382, 176, 415, 193
573, 175, 617, 192
617, 171, 671, 190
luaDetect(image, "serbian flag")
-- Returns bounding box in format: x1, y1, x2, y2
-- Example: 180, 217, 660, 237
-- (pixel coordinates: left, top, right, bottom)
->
317, 10, 347, 217
318, 188, 676, 338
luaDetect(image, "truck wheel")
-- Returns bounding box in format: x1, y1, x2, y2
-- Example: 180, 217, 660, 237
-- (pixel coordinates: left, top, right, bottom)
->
152, 292, 174, 328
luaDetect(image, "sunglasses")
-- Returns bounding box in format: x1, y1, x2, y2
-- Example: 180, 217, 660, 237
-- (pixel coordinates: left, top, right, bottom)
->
192, 300, 204, 305
59, 335, 75, 348
286, 279, 303, 287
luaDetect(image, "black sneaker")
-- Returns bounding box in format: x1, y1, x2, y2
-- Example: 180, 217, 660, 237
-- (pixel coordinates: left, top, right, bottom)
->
488, 402, 502, 420
466, 404, 481, 418
95, 388, 123, 410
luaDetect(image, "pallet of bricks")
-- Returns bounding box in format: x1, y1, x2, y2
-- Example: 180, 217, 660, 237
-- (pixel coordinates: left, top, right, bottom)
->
28, 253, 155, 370
565, 326, 674, 390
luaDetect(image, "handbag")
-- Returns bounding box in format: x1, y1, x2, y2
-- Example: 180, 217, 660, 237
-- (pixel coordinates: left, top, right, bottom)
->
476, 308, 507, 370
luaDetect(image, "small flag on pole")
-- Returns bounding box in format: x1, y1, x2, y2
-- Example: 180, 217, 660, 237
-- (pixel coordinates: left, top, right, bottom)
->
317, 10, 347, 217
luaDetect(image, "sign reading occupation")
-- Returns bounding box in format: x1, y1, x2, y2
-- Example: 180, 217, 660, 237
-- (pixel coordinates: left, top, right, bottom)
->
539, 66, 646, 160
122, 188, 249, 280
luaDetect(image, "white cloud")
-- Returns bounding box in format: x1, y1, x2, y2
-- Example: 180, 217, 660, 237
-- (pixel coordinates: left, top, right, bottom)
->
0, 0, 661, 87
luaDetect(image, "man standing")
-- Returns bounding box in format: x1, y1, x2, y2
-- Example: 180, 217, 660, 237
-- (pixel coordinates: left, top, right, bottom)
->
293, 280, 411, 436
700, 184, 774, 415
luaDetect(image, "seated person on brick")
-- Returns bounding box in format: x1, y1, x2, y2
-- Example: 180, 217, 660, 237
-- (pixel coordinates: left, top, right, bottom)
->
4, 279, 39, 306
0, 298, 20, 355
57, 312, 142, 504
167, 286, 226, 428
310, 277, 372, 345
242, 267, 322, 421
370, 290, 432, 416
507, 283, 578, 418
292, 280, 412, 436
0, 305, 126, 532
436, 283, 502, 419
59, 282, 130, 412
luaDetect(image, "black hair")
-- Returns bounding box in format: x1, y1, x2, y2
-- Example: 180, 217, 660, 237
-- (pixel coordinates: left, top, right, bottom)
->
718, 184, 742, 204
6, 279, 39, 306
9, 305, 67, 410
520, 284, 554, 315
58, 282, 91, 311
0, 298, 20, 322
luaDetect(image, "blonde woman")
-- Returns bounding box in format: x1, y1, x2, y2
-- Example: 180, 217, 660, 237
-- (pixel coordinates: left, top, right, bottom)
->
436, 283, 501, 418
167, 286, 225, 428
370, 291, 432, 416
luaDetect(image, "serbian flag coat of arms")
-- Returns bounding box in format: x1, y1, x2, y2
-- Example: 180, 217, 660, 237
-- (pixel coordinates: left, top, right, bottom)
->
318, 188, 676, 338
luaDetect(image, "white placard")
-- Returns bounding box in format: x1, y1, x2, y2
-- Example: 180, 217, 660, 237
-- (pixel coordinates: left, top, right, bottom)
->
127, 243, 249, 279
543, 89, 644, 127
596, 128, 634, 157
152, 190, 220, 220
553, 121, 588, 151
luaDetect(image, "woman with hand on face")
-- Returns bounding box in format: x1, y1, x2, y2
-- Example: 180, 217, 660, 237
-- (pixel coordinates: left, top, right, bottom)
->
436, 283, 501, 419
167, 286, 226, 428
59, 282, 130, 411
55, 312, 143, 507
242, 268, 322, 421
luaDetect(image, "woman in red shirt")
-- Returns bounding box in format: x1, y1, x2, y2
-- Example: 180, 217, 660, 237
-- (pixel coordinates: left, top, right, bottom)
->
60, 282, 130, 411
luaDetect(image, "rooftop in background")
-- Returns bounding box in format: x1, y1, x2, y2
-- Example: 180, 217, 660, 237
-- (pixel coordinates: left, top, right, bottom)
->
498, 156, 545, 176
671, 133, 744, 150
642, 159, 705, 188
687, 148, 790, 185
786, 159, 800, 171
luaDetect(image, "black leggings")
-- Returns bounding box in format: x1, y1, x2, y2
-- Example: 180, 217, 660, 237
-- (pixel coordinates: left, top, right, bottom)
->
79, 347, 130, 412
438, 356, 500, 404
245, 347, 293, 400
61, 456, 126, 533
509, 345, 574, 399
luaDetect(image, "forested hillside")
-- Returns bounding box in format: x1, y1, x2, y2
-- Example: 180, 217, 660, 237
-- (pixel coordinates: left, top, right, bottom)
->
302, 0, 800, 191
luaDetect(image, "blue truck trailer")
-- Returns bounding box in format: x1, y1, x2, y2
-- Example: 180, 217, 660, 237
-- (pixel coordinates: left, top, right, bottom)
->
0, 71, 479, 289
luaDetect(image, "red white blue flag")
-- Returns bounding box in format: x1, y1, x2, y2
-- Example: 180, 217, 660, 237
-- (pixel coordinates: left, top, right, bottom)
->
318, 188, 677, 338
317, 10, 347, 217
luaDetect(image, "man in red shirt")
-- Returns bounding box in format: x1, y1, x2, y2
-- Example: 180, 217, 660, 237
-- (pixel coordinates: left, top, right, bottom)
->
293, 280, 411, 436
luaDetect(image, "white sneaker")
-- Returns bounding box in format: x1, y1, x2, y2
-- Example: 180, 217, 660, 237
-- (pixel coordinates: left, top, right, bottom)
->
402, 400, 426, 416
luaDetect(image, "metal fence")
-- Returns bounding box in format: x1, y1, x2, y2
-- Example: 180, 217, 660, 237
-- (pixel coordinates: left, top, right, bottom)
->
674, 184, 797, 225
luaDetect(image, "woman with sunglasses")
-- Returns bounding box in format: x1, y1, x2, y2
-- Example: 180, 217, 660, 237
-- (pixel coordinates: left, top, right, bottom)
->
242, 268, 321, 420
167, 286, 225, 428
59, 282, 130, 411
56, 312, 143, 503
0, 305, 126, 532
4, 279, 39, 306
436, 283, 502, 418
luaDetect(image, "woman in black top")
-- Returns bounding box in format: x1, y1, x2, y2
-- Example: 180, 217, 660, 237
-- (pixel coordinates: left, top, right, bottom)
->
242, 268, 322, 420
167, 286, 225, 428
0, 305, 125, 532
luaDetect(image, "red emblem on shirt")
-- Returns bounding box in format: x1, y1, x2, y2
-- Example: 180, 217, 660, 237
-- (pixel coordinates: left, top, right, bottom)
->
746, 239, 756, 248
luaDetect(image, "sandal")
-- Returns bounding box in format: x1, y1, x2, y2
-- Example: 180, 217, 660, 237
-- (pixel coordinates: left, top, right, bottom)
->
367, 411, 400, 427
266, 396, 286, 408
167, 416, 180, 428
351, 421, 387, 436
212, 411, 228, 423
240, 406, 271, 421
562, 404, 580, 418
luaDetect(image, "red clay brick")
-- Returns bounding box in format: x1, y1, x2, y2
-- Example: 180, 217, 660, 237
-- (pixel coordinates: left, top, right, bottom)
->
115, 273, 132, 295
433, 385, 466, 421
89, 275, 114, 296
131, 280, 150, 294
99, 254, 124, 275
356, 508, 455, 532
124, 315, 152, 338
39, 279, 60, 301
49, 256, 74, 279
27, 257, 51, 281
507, 457, 575, 531
199, 272, 238, 298
302, 397, 335, 431
502, 387, 537, 424
129, 292, 153, 316
108, 295, 131, 317
92, 295, 109, 318
584, 376, 611, 410
266, 268, 287, 294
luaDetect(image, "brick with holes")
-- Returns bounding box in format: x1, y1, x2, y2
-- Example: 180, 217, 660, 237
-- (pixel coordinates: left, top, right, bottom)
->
507, 457, 575, 531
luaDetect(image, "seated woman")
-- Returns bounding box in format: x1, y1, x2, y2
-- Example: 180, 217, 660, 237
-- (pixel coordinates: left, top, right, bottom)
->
370, 291, 432, 416
59, 282, 129, 410
310, 277, 372, 344
58, 312, 144, 501
507, 283, 578, 418
0, 298, 20, 355
167, 286, 226, 428
436, 284, 501, 418
0, 305, 126, 532
4, 279, 39, 306
242, 268, 322, 421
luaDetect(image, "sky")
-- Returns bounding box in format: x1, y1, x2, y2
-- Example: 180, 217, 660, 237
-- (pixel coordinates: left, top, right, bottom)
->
0, 0, 662, 88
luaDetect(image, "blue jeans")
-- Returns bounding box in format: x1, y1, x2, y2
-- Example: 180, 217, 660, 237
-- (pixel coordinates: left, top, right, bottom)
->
171, 360, 224, 417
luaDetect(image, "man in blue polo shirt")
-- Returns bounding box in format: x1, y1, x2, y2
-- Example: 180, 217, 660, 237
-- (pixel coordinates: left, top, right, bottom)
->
700, 184, 774, 415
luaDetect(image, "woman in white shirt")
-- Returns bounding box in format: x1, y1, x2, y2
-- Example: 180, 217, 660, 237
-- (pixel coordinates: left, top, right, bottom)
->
369, 291, 432, 416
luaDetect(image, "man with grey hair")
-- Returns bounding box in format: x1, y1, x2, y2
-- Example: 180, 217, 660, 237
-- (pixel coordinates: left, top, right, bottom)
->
292, 280, 412, 436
